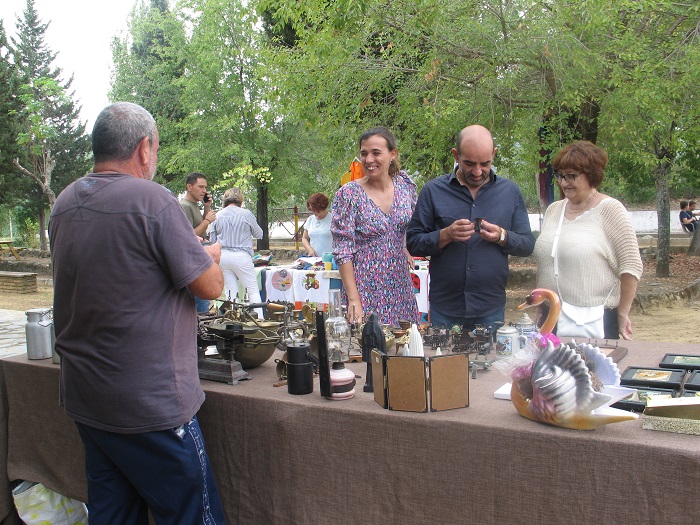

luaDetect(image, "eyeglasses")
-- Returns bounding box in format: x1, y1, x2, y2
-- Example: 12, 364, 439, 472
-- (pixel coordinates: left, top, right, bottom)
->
553, 172, 581, 183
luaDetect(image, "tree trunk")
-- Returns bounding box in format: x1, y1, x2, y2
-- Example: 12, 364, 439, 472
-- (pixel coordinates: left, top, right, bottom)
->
654, 164, 670, 277
256, 184, 270, 251
38, 207, 49, 256
688, 227, 700, 256
567, 97, 600, 143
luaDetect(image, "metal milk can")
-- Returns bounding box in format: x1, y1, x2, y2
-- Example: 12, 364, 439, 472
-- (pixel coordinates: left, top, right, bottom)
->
25, 308, 54, 360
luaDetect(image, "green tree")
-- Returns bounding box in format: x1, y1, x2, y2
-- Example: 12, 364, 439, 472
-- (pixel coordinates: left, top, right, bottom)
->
10, 0, 90, 253
598, 1, 700, 276
110, 0, 188, 182
0, 21, 22, 206
260, 0, 700, 267
178, 0, 333, 248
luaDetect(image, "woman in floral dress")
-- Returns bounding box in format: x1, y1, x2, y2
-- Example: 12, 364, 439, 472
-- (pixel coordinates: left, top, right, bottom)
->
331, 127, 419, 326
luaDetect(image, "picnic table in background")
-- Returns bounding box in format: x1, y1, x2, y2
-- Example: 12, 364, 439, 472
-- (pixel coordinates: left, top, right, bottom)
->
0, 240, 25, 260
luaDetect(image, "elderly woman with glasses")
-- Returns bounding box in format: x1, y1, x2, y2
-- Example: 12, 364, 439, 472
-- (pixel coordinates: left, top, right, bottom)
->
533, 141, 642, 340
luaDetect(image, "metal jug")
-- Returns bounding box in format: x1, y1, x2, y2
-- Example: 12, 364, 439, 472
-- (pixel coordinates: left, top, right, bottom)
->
25, 308, 54, 360
513, 313, 538, 338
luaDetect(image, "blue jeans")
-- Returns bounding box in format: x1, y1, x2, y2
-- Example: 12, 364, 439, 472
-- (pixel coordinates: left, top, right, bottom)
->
195, 295, 211, 314
430, 306, 505, 332
76, 416, 226, 525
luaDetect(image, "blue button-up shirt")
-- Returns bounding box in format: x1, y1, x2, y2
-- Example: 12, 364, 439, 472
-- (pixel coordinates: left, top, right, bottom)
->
406, 170, 535, 318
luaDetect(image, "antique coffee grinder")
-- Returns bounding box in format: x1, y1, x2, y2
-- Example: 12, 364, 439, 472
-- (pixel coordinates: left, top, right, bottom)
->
197, 320, 253, 384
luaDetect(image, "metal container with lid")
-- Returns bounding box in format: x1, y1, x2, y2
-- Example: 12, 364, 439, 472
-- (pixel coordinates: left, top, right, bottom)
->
513, 313, 538, 337
25, 308, 54, 360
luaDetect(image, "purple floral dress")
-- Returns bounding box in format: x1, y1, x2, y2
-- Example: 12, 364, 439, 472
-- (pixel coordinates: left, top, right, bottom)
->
331, 170, 419, 326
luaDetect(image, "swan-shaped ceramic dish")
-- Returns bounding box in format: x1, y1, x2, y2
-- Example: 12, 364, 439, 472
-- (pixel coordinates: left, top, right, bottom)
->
498, 288, 638, 430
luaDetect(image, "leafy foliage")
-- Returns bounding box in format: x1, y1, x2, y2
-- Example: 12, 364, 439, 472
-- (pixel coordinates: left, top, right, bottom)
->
3, 0, 90, 252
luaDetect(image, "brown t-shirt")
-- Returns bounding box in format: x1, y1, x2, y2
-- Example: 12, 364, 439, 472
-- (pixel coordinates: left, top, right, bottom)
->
179, 198, 204, 228
50, 173, 213, 433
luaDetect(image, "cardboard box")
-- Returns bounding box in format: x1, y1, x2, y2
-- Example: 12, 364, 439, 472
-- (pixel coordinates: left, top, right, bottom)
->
371, 350, 469, 412
642, 397, 700, 435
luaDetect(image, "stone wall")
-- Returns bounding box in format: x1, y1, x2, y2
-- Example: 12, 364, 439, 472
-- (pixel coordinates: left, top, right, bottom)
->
0, 271, 38, 293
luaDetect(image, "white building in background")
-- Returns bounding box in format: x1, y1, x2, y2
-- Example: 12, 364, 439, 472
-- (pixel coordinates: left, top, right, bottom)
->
268, 211, 688, 240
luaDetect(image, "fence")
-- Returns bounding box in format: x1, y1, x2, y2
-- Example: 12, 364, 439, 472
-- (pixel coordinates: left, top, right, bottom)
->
268, 206, 312, 249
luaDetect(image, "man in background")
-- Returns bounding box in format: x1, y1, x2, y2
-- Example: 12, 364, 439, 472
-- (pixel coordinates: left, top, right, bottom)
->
50, 102, 226, 524
407, 124, 535, 330
680, 200, 697, 233
180, 172, 218, 313
180, 172, 217, 238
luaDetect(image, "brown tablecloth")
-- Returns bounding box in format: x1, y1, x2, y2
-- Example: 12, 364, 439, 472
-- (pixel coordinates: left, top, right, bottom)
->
2, 341, 700, 525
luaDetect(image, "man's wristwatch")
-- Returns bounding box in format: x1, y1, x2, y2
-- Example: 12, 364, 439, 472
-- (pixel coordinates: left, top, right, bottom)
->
499, 228, 507, 243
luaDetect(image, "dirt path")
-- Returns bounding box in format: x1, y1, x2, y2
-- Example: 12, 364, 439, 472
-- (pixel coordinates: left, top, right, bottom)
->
503, 298, 700, 344
629, 299, 700, 343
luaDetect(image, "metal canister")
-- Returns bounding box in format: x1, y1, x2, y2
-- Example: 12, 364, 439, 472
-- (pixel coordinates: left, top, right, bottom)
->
513, 313, 538, 337
25, 308, 54, 360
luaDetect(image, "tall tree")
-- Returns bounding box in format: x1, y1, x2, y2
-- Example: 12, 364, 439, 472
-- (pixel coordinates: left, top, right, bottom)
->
178, 0, 324, 249
0, 21, 22, 206
110, 0, 188, 183
10, 0, 90, 253
598, 1, 700, 276
260, 0, 700, 264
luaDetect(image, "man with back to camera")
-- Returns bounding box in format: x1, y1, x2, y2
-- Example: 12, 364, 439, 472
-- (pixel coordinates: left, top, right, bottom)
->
49, 102, 226, 524
406, 124, 535, 331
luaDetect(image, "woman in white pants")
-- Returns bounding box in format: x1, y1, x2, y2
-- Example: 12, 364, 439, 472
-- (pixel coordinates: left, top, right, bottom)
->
210, 187, 264, 317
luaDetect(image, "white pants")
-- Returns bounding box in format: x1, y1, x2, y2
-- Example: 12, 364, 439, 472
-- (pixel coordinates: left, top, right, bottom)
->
220, 250, 263, 318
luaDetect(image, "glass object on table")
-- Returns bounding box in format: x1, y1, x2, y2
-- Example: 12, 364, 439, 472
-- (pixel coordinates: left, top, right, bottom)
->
324, 289, 355, 399
325, 289, 351, 363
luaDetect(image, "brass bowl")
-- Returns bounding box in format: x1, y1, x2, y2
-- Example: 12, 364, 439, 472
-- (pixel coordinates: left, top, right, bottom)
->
232, 328, 282, 369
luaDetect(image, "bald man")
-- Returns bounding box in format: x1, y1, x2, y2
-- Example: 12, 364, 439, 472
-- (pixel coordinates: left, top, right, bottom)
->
407, 125, 535, 331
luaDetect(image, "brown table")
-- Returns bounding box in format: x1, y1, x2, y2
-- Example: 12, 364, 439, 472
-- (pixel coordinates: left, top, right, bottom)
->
0, 242, 22, 261
2, 341, 700, 525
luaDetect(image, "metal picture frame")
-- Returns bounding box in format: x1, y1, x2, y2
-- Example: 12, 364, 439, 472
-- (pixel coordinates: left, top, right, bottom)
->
620, 366, 685, 389
683, 370, 700, 391
611, 386, 677, 412
658, 353, 700, 371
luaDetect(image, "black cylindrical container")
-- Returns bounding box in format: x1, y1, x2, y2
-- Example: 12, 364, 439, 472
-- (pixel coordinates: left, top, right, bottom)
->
287, 341, 311, 364
286, 362, 313, 395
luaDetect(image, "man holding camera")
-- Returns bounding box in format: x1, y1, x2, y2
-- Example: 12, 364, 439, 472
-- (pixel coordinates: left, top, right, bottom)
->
180, 172, 218, 313
180, 172, 217, 238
